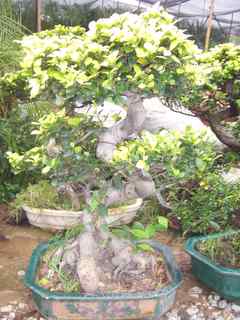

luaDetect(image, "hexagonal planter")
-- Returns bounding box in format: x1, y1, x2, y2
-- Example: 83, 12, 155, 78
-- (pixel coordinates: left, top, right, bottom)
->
24, 240, 182, 320
185, 231, 240, 302
23, 198, 142, 230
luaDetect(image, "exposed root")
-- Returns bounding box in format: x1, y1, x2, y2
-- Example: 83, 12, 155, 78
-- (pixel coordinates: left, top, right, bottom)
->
49, 225, 161, 294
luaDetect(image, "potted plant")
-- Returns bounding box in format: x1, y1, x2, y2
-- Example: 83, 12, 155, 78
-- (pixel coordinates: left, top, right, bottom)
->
11, 180, 142, 229
25, 239, 182, 320
3, 7, 200, 319
185, 231, 240, 301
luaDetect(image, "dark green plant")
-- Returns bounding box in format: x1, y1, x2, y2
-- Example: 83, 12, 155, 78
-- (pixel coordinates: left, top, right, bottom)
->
198, 232, 240, 268
114, 128, 240, 234
10, 180, 77, 221
171, 174, 240, 235
0, 101, 52, 202
177, 20, 227, 49
17, 0, 125, 32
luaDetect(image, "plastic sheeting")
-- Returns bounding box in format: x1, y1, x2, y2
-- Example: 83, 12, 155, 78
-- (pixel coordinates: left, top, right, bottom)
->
60, 0, 240, 33
168, 0, 240, 30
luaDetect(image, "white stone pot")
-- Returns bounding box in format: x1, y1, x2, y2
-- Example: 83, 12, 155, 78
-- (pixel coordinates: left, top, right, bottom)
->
23, 198, 143, 230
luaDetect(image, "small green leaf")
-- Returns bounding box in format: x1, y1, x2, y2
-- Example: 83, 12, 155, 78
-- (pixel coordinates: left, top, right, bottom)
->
136, 243, 154, 253
41, 165, 51, 174
100, 223, 109, 233
89, 198, 99, 212
38, 278, 49, 286
130, 229, 147, 239
132, 222, 145, 230
196, 158, 206, 171
145, 224, 157, 238
98, 204, 108, 217
157, 216, 169, 231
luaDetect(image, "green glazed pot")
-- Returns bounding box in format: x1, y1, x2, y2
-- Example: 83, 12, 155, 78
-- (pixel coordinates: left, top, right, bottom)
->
24, 240, 182, 320
185, 231, 240, 302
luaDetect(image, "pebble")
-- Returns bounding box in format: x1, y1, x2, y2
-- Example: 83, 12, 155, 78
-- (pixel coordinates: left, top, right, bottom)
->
17, 270, 25, 277
0, 305, 13, 313
208, 294, 221, 307
218, 299, 228, 309
166, 310, 181, 320
186, 305, 199, 316
8, 312, 15, 319
232, 304, 240, 313
18, 302, 27, 310
188, 286, 203, 298
164, 290, 240, 320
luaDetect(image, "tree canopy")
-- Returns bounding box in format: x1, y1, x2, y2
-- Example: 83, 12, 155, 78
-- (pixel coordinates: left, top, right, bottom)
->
4, 9, 199, 106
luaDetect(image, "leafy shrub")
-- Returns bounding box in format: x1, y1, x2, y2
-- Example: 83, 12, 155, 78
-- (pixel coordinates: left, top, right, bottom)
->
7, 109, 105, 187
0, 102, 52, 202
10, 180, 77, 221
197, 232, 240, 268
114, 128, 240, 234
177, 20, 227, 49
4, 10, 199, 105
16, 0, 125, 32
171, 174, 240, 234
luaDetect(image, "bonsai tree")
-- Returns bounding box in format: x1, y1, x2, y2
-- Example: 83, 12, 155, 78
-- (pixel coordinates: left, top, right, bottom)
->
182, 43, 240, 151
5, 9, 200, 293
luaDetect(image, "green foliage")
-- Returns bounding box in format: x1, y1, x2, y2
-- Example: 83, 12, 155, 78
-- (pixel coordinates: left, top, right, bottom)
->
0, 0, 30, 76
4, 9, 199, 105
114, 128, 240, 234
183, 43, 240, 112
113, 218, 168, 252
113, 127, 217, 181
198, 232, 240, 268
172, 174, 240, 234
0, 101, 52, 202
130, 218, 168, 240
16, 0, 125, 32
3, 9, 239, 236
41, 1, 125, 31
10, 180, 77, 219
177, 20, 227, 49
7, 109, 106, 187
40, 252, 81, 292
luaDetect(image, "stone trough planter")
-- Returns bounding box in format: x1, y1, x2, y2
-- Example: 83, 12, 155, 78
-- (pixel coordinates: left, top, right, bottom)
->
24, 240, 182, 320
23, 198, 142, 230
185, 231, 240, 302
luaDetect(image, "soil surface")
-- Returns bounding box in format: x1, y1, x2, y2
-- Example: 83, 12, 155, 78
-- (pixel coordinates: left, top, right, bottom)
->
197, 234, 240, 269
0, 204, 240, 320
37, 245, 169, 294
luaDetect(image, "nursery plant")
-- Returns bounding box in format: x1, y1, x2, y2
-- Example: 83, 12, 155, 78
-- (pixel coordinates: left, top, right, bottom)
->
197, 232, 240, 269
185, 231, 240, 301
182, 43, 240, 152
3, 8, 200, 294
113, 128, 240, 234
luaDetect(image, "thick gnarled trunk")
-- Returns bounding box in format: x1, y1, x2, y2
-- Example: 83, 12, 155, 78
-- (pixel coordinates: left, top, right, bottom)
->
97, 93, 146, 161
52, 93, 168, 294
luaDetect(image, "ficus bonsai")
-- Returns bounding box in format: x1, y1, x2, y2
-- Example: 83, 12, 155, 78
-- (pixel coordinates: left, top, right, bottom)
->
5, 9, 201, 293
182, 43, 240, 151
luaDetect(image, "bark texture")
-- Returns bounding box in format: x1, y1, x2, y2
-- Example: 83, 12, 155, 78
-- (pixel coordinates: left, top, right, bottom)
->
51, 93, 169, 294
97, 93, 146, 161
55, 216, 158, 293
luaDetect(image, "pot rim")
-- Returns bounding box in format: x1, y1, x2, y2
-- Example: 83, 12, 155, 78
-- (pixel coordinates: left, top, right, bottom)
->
24, 239, 182, 301
22, 198, 143, 216
185, 230, 240, 276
